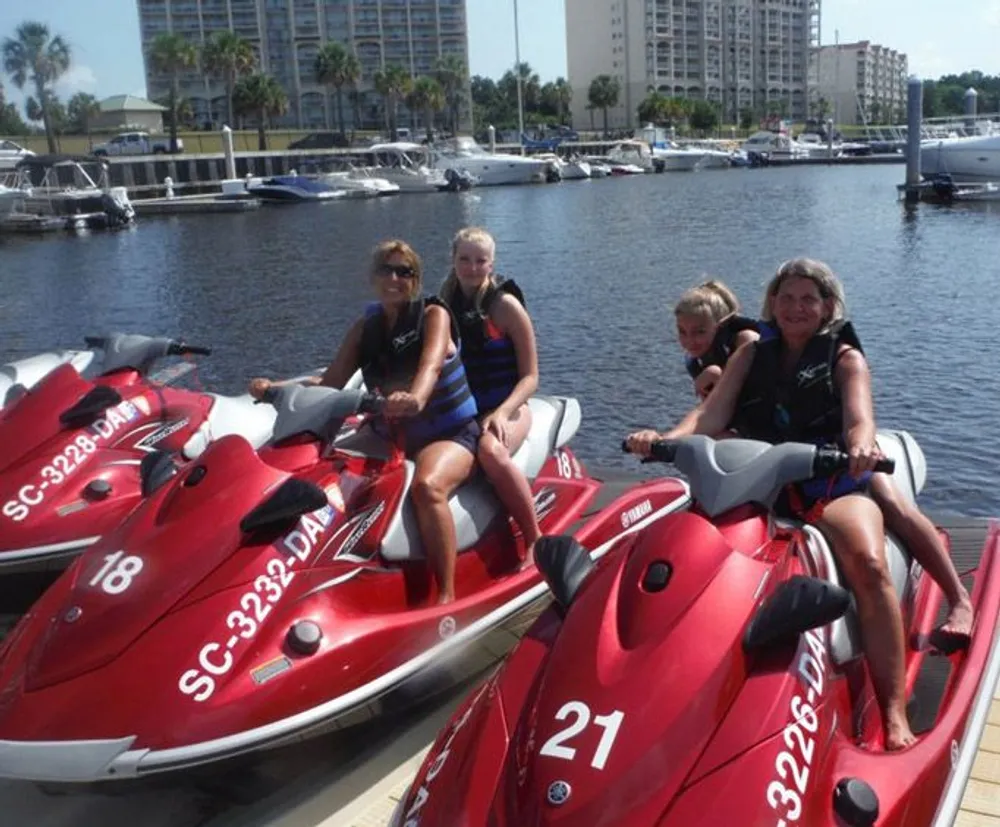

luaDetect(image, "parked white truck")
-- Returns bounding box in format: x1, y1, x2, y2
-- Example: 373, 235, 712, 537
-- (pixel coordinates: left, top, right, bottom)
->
92, 132, 184, 156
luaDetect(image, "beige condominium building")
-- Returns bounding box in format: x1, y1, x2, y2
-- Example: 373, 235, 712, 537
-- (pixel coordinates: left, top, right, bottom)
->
812, 41, 908, 126
136, 0, 469, 130
567, 0, 820, 129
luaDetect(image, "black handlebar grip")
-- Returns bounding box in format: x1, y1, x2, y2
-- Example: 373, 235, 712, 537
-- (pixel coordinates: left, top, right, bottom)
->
874, 457, 895, 474
84, 336, 106, 349
183, 345, 212, 356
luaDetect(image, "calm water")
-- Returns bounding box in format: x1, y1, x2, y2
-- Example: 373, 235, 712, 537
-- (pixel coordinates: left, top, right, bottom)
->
1, 165, 997, 515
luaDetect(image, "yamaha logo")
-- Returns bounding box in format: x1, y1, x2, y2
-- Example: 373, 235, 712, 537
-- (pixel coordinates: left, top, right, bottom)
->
438, 615, 457, 640
547, 780, 571, 806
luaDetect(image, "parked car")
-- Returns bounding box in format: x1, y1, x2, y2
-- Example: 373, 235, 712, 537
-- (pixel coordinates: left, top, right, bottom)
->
0, 139, 35, 171
92, 132, 183, 157
287, 132, 351, 150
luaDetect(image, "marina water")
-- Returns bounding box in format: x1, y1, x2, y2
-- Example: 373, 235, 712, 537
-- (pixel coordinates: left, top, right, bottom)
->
1, 164, 997, 515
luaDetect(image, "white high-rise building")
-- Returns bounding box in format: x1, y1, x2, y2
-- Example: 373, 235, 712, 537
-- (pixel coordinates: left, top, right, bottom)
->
567, 0, 820, 129
136, 0, 469, 130
812, 41, 907, 126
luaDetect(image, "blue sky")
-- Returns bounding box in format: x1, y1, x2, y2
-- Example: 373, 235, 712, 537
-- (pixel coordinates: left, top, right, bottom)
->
1, 0, 999, 111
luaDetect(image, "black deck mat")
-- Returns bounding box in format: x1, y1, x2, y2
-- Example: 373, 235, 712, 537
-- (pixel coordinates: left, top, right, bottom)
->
910, 515, 988, 733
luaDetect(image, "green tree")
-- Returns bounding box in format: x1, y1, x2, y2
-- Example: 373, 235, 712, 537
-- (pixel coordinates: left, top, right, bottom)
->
374, 63, 413, 140
587, 74, 620, 136
314, 41, 361, 137
149, 32, 198, 152
738, 107, 754, 131
688, 100, 719, 134
202, 31, 255, 128
435, 55, 466, 134
2, 21, 70, 153
407, 76, 445, 137
637, 90, 668, 125
233, 72, 288, 150
67, 91, 100, 143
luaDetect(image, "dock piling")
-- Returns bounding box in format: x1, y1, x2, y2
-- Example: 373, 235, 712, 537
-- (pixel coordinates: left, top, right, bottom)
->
222, 126, 237, 181
904, 77, 924, 203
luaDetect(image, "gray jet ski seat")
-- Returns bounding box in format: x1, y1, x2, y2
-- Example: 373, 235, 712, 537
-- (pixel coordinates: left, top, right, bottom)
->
798, 430, 925, 665
339, 394, 582, 562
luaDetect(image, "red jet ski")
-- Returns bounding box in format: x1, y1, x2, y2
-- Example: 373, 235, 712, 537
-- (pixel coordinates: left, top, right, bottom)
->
0, 333, 277, 574
392, 434, 1000, 827
0, 384, 691, 782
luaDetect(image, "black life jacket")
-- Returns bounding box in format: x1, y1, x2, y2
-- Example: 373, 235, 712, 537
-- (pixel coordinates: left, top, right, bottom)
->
729, 320, 863, 445
359, 296, 478, 444
449, 278, 525, 415
684, 315, 760, 379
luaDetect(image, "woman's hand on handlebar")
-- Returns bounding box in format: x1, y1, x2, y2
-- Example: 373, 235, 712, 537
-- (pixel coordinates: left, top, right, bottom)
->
847, 440, 885, 478
385, 391, 422, 419
624, 429, 661, 458
248, 378, 271, 400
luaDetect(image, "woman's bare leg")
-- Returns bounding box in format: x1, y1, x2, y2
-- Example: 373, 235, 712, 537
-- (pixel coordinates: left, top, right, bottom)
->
410, 439, 477, 605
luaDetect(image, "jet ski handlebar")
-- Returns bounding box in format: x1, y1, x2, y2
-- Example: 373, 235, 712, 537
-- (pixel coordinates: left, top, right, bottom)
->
84, 335, 212, 358
622, 438, 895, 476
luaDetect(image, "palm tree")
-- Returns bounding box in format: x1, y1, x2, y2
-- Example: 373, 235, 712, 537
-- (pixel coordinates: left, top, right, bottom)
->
374, 63, 412, 141
552, 77, 573, 124
202, 31, 255, 128
67, 91, 100, 146
435, 55, 466, 134
348, 87, 365, 138
407, 76, 445, 139
233, 72, 288, 150
314, 41, 361, 136
637, 90, 668, 125
587, 74, 620, 137
149, 32, 198, 153
2, 21, 70, 153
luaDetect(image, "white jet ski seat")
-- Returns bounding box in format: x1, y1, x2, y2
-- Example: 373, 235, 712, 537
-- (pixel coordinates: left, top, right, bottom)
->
0, 350, 95, 408
182, 394, 278, 459
808, 429, 925, 665
373, 394, 582, 562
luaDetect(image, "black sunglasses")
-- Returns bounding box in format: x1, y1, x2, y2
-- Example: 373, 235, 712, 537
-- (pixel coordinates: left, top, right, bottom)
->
378, 263, 417, 279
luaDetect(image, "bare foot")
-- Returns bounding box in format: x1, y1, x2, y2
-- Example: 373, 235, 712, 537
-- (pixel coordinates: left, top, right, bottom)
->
884, 717, 917, 751
436, 593, 455, 606
939, 595, 974, 638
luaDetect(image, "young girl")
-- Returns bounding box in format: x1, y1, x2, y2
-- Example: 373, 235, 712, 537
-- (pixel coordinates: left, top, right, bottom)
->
675, 280, 760, 399
440, 227, 541, 565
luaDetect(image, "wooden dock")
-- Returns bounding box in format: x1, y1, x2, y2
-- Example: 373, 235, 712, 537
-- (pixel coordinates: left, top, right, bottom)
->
955, 679, 1000, 825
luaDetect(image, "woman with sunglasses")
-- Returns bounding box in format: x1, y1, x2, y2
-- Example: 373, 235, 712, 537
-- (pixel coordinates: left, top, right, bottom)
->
250, 240, 479, 605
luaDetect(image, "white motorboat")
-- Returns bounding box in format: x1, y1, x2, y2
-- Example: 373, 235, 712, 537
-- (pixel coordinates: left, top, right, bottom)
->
319, 171, 400, 197
652, 142, 705, 171
741, 130, 812, 161
245, 175, 347, 202
432, 137, 549, 186
607, 140, 654, 172
920, 134, 1000, 184
363, 143, 455, 192
0, 155, 134, 234
533, 153, 591, 181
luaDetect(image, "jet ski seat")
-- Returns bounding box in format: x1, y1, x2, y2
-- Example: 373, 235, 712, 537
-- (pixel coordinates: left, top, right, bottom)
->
800, 430, 924, 665
379, 395, 582, 562
182, 394, 278, 460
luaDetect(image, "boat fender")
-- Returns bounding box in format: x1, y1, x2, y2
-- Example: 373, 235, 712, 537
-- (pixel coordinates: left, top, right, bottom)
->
535, 535, 594, 615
